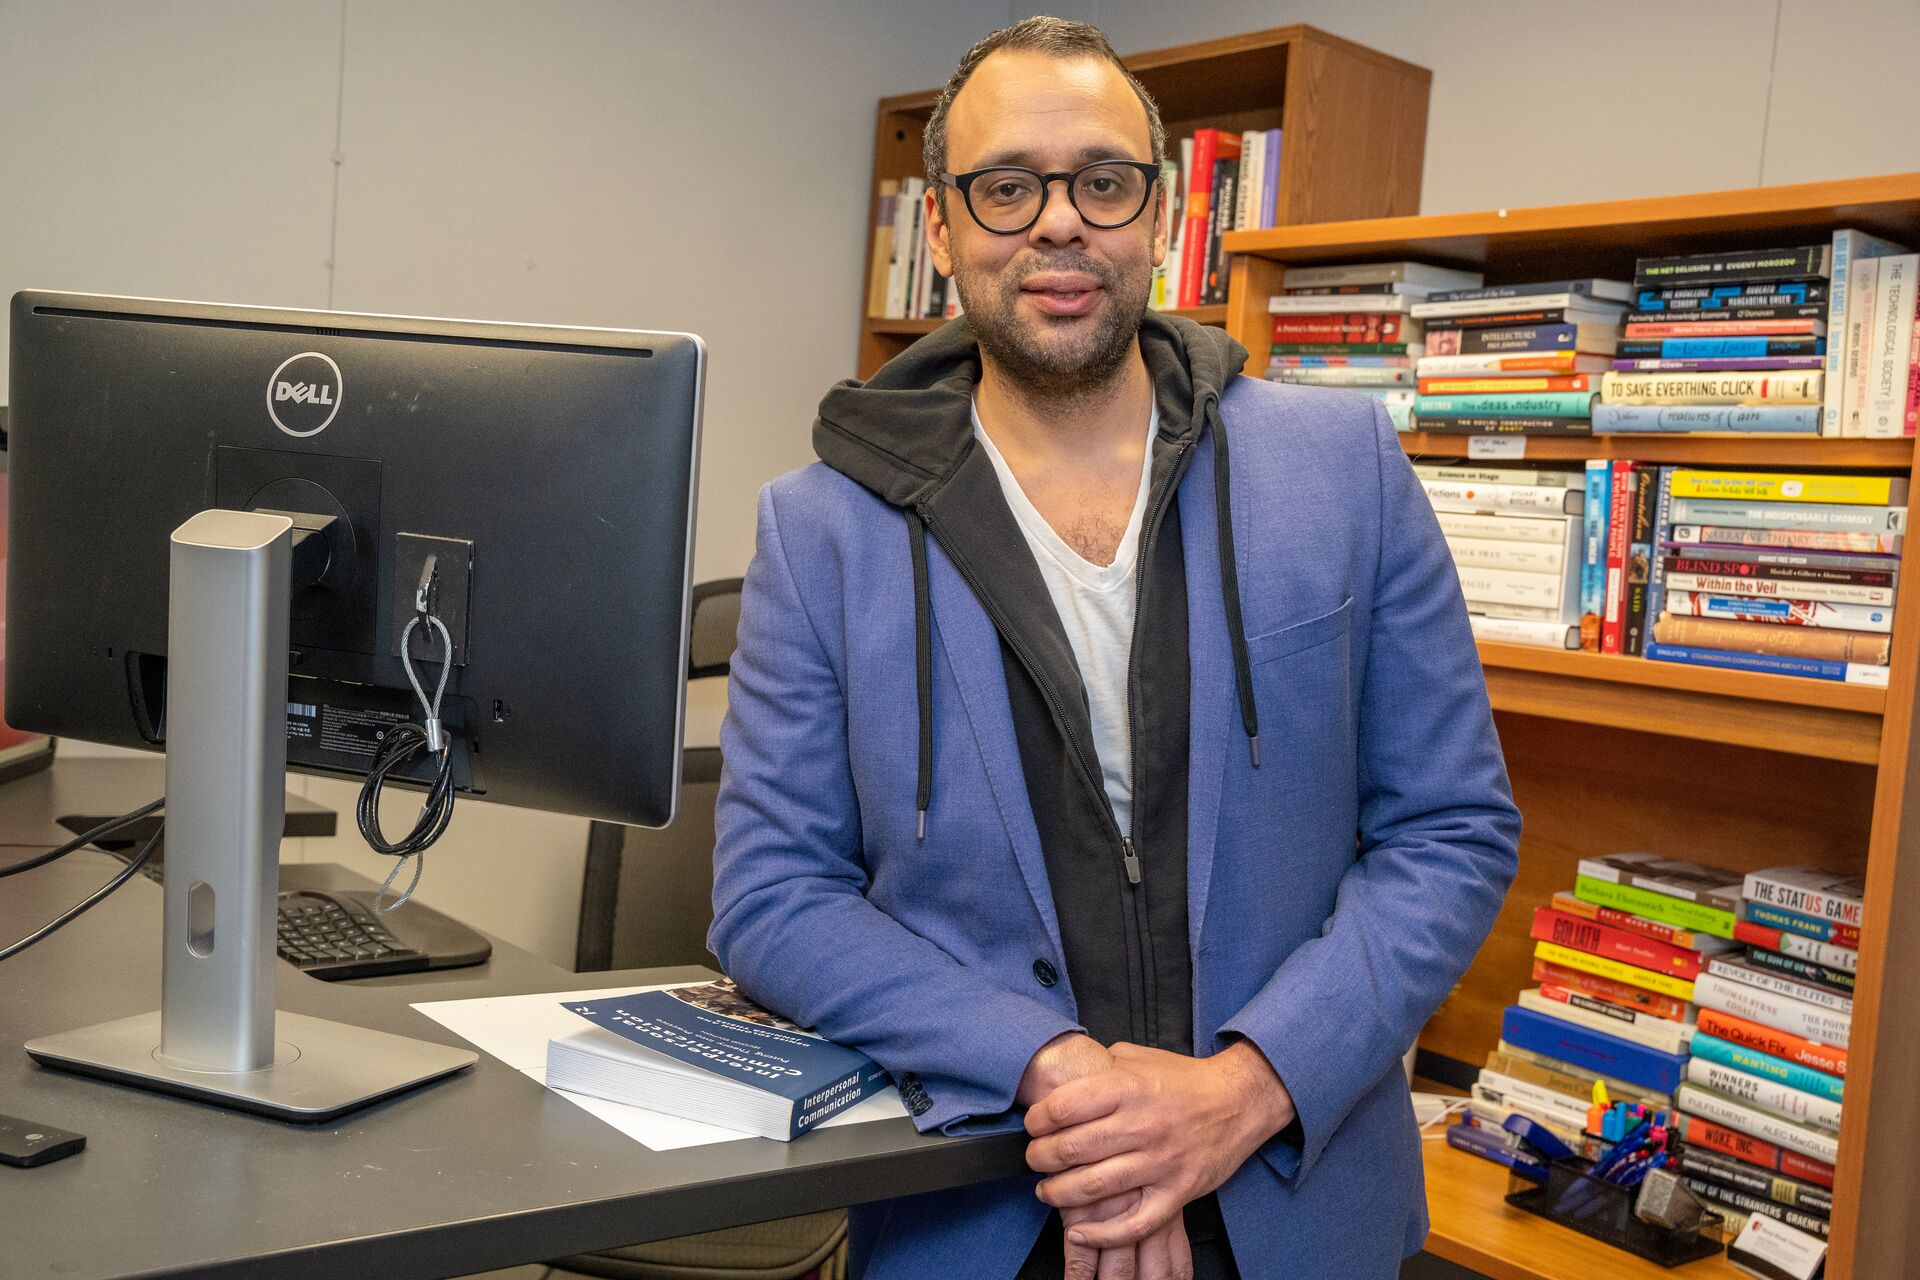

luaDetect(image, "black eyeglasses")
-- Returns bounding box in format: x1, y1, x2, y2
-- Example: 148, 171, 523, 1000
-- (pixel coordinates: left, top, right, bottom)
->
939, 160, 1161, 235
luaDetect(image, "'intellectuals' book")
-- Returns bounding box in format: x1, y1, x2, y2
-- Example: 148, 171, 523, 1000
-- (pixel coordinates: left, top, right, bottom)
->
547, 980, 892, 1141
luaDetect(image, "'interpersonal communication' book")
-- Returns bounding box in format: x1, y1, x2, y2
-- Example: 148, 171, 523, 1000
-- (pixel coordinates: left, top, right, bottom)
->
546, 979, 892, 1141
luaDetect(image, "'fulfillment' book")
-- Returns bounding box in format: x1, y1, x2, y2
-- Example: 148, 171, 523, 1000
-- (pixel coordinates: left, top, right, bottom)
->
547, 980, 893, 1141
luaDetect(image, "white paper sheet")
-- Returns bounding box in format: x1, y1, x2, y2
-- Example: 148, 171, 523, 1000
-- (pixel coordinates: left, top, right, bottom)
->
411, 983, 908, 1151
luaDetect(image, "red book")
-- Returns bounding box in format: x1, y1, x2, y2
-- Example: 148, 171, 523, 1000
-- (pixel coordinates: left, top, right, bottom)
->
1550, 892, 1717, 951
1179, 130, 1239, 309
1623, 319, 1823, 337
1732, 918, 1860, 959
1269, 315, 1407, 342
1676, 1114, 1835, 1189
1601, 461, 1635, 655
1697, 1007, 1848, 1079
1529, 907, 1704, 979
1531, 959, 1692, 1021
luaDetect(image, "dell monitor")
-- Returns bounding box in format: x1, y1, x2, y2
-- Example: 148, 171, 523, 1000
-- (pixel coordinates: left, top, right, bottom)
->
6, 291, 703, 1119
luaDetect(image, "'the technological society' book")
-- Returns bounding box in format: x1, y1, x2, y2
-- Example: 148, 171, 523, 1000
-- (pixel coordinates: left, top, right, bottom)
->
547, 980, 892, 1141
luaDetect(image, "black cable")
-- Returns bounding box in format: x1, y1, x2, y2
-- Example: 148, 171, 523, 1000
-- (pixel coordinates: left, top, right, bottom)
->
0, 819, 164, 963
0, 797, 165, 879
355, 607, 458, 909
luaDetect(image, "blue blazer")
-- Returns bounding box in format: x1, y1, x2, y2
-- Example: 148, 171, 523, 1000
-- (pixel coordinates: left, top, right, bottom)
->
709, 379, 1521, 1279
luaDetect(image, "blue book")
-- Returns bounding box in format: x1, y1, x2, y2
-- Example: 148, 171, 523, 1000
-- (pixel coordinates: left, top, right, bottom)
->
1744, 900, 1859, 945
1644, 642, 1888, 686
1690, 1031, 1845, 1103
1617, 337, 1826, 358
1592, 404, 1822, 433
1426, 278, 1633, 304
1501, 1005, 1689, 1094
1582, 460, 1611, 634
549, 980, 893, 1140
1641, 468, 1677, 643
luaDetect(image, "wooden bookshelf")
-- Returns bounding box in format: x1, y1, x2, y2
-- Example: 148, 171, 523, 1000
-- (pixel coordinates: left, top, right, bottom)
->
856, 25, 1431, 378
1225, 174, 1920, 1280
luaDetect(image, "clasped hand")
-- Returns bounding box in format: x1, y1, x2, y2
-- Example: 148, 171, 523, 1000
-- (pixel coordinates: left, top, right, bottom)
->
1018, 1035, 1294, 1277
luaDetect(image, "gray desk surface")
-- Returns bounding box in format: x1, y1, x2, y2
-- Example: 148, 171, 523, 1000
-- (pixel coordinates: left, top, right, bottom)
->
0, 760, 1026, 1280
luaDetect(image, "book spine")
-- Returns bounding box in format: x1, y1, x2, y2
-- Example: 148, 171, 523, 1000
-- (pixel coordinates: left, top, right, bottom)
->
1494, 1043, 1674, 1109
1662, 551, 1896, 585
866, 180, 899, 318
1707, 957, 1853, 1014
1412, 392, 1594, 417
1600, 371, 1823, 405
1733, 920, 1860, 972
1744, 871, 1866, 929
1581, 460, 1610, 651
1670, 498, 1909, 534
1534, 937, 1698, 1001
1268, 293, 1416, 314
1692, 973, 1850, 1049
1866, 256, 1919, 437
1624, 466, 1660, 655
1674, 1113, 1836, 1188
1644, 641, 1888, 685
1524, 986, 1692, 1053
1428, 323, 1617, 356
1529, 906, 1703, 977
1682, 1178, 1831, 1238
1235, 129, 1257, 233
1204, 154, 1236, 305
1423, 306, 1618, 330
791, 1065, 888, 1137
1641, 467, 1678, 655
1745, 941, 1854, 991
1467, 615, 1578, 649
1690, 1029, 1845, 1102
1266, 366, 1415, 386
1592, 404, 1821, 433
1675, 1083, 1839, 1163
1422, 480, 1582, 514
1602, 460, 1634, 654
1179, 130, 1218, 309
1615, 356, 1828, 372
1636, 244, 1830, 287
1664, 591, 1894, 633
1621, 337, 1824, 358
1650, 615, 1893, 664
1267, 354, 1414, 367
1679, 1149, 1833, 1217
1744, 900, 1863, 946
1625, 317, 1823, 337
1532, 957, 1692, 1019
1661, 572, 1894, 607
1455, 566, 1570, 610
1434, 509, 1571, 543
1697, 1007, 1849, 1078
1573, 874, 1736, 939
1271, 314, 1412, 340
1549, 891, 1717, 951
1673, 524, 1901, 553
1843, 255, 1882, 437
1421, 375, 1600, 394
1261, 128, 1281, 228
1447, 536, 1568, 573
1474, 1068, 1599, 1127
1501, 1005, 1688, 1094
1410, 415, 1593, 436
1685, 1059, 1842, 1133
1642, 290, 1828, 313
1271, 342, 1418, 356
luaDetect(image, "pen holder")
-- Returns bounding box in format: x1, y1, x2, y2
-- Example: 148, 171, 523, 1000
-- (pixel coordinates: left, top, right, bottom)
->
1505, 1158, 1728, 1267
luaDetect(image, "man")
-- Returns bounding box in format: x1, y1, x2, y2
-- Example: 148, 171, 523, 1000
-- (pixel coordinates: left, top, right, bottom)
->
709, 17, 1520, 1280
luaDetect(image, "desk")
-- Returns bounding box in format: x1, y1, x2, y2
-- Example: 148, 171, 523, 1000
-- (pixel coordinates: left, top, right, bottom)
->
1, 762, 1026, 1280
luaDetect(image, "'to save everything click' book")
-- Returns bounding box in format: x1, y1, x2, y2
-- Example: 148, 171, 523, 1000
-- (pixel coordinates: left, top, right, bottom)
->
547, 979, 892, 1141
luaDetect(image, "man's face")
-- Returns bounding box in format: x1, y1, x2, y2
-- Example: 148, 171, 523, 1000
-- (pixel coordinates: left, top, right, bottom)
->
928, 50, 1167, 397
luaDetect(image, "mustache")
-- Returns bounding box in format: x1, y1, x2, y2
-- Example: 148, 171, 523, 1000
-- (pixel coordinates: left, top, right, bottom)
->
1008, 255, 1117, 289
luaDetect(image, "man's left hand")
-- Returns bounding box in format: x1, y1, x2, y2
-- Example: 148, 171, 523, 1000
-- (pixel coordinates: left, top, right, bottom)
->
1024, 1040, 1296, 1249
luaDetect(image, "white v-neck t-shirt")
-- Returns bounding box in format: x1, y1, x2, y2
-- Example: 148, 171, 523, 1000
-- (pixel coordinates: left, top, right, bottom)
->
972, 399, 1158, 836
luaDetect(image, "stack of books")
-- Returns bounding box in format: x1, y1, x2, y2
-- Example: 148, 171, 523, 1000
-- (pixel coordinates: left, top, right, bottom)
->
1417, 464, 1585, 649
1155, 127, 1285, 311
1639, 468, 1902, 683
1674, 865, 1860, 1241
1262, 261, 1483, 427
863, 177, 959, 322
1407, 279, 1631, 436
1597, 244, 1835, 436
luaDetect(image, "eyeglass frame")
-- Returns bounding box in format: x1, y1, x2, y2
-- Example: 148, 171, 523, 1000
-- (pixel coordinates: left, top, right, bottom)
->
937, 159, 1163, 236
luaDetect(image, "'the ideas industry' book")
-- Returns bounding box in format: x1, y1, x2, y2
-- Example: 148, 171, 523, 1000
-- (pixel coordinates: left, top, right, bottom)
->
547, 979, 892, 1141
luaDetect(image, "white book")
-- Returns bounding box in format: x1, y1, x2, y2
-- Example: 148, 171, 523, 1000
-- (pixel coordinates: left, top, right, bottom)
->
1662, 591, 1893, 634
1865, 254, 1919, 438
885, 185, 913, 319
1706, 957, 1852, 1016
1743, 867, 1865, 930
1236, 130, 1260, 232
1282, 261, 1484, 291
1473, 1068, 1595, 1127
1423, 479, 1584, 515
1454, 565, 1574, 611
1268, 293, 1418, 314
1693, 972, 1851, 1050
1824, 228, 1911, 436
1416, 353, 1613, 377
1841, 256, 1881, 438
1470, 601, 1572, 623
1676, 1083, 1840, 1164
1470, 615, 1579, 648
1663, 572, 1893, 608
1434, 510, 1573, 544
1517, 987, 1693, 1054
1410, 293, 1629, 319
1447, 534, 1571, 575
1264, 366, 1414, 386
1684, 1059, 1842, 1134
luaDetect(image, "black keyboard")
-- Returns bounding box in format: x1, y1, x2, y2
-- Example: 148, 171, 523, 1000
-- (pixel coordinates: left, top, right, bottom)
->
277, 890, 432, 980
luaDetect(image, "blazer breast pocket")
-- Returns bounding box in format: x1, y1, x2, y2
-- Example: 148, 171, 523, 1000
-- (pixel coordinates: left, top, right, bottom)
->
1245, 596, 1354, 665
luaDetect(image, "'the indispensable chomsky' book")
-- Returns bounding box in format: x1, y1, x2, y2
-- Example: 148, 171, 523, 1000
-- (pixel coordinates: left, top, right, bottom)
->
547, 979, 892, 1141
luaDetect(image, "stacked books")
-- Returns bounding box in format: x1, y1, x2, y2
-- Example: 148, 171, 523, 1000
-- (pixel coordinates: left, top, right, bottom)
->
1263, 261, 1483, 428
1598, 244, 1835, 436
864, 177, 960, 322
1408, 279, 1632, 436
1155, 127, 1285, 310
1638, 468, 1903, 683
1416, 464, 1585, 649
1674, 865, 1858, 1241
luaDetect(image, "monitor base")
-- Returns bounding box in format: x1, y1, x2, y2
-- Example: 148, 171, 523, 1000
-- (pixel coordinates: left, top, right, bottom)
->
25, 1010, 475, 1123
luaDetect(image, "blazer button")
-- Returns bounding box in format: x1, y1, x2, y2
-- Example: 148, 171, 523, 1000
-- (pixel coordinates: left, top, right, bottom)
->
1032, 959, 1058, 987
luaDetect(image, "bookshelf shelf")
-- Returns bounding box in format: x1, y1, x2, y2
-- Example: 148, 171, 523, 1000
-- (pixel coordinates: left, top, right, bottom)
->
1399, 432, 1913, 468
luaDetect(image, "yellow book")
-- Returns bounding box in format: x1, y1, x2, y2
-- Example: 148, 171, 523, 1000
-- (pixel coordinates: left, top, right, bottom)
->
1532, 940, 1697, 1002
1668, 469, 1907, 506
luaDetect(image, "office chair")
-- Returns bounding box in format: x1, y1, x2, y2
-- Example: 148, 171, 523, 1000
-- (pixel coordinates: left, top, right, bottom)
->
550, 578, 848, 1280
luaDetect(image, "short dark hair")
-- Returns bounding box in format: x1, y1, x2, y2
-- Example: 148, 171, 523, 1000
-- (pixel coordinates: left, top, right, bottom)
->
923, 16, 1166, 212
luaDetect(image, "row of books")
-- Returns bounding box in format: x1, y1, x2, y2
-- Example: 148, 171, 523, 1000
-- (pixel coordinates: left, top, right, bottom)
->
864, 177, 963, 322
1452, 852, 1859, 1257
1260, 226, 1920, 441
1418, 463, 1903, 683
1151, 126, 1284, 311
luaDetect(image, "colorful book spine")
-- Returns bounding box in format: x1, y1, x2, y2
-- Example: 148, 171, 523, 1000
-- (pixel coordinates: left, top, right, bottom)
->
1692, 973, 1851, 1050
1533, 937, 1698, 1000
1689, 1030, 1845, 1103
1500, 1004, 1689, 1094
1669, 470, 1907, 506
1614, 356, 1828, 372
1521, 986, 1692, 1053
1412, 392, 1596, 417
1683, 1178, 1831, 1239
1625, 318, 1824, 338
1410, 415, 1593, 436
1663, 591, 1893, 633
1659, 572, 1893, 608
1581, 460, 1611, 651
1601, 371, 1823, 405
1675, 1083, 1839, 1163
1644, 641, 1890, 686
1650, 615, 1893, 665
1624, 466, 1660, 655
1427, 322, 1616, 356
1601, 461, 1634, 654
1572, 874, 1735, 939
1421, 374, 1601, 394
1684, 1059, 1842, 1133
1744, 944, 1855, 993
1673, 1113, 1835, 1188
1678, 1147, 1833, 1217
1697, 1007, 1848, 1078
1270, 314, 1411, 341
1531, 957, 1693, 1020
1733, 919, 1860, 972
1704, 957, 1852, 1015
1529, 906, 1704, 977
1635, 243, 1831, 287
1546, 891, 1725, 952
1743, 868, 1866, 929
1619, 337, 1824, 358
1591, 404, 1821, 433
1640, 468, 1678, 654
1745, 901, 1864, 947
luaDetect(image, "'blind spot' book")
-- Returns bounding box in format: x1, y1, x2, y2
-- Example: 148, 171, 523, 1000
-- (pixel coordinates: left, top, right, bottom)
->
548, 979, 893, 1141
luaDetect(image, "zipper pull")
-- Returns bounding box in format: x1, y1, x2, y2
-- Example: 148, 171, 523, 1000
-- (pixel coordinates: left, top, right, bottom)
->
1121, 837, 1142, 886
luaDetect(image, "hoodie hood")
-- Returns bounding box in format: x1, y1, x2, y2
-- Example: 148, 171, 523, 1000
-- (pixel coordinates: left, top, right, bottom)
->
810, 310, 1260, 840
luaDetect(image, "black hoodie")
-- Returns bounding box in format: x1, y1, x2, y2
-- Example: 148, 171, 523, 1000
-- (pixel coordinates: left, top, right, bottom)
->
811, 312, 1258, 1053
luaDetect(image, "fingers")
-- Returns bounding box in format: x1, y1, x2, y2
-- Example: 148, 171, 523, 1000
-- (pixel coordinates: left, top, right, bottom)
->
1037, 1153, 1157, 1210
1026, 1070, 1129, 1137
1062, 1195, 1136, 1280
1167, 1215, 1194, 1280
1027, 1115, 1137, 1174
1095, 1243, 1138, 1280
1136, 1219, 1174, 1280
1065, 1188, 1184, 1250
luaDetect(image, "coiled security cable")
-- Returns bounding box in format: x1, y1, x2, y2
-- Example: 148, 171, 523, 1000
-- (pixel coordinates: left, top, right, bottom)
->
356, 608, 457, 911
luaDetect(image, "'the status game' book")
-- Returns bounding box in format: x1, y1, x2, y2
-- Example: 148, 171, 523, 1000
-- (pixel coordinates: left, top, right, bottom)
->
547, 980, 893, 1141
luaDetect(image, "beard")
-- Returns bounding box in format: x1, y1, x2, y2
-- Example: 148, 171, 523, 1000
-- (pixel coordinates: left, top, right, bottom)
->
950, 242, 1153, 407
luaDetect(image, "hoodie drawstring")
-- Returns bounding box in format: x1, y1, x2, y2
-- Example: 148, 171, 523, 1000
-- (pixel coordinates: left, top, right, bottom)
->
907, 511, 934, 838
1208, 398, 1261, 768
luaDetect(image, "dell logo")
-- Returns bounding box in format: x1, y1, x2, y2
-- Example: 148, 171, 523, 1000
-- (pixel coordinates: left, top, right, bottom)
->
266, 352, 344, 437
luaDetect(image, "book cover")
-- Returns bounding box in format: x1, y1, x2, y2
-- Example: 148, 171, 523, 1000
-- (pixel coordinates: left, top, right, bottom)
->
1572, 874, 1735, 941
1684, 1178, 1831, 1239
1618, 337, 1825, 359
1684, 1058, 1842, 1134
1500, 1004, 1688, 1094
1578, 851, 1744, 914
1529, 905, 1705, 978
1678, 1148, 1833, 1217
1644, 642, 1890, 686
1706, 956, 1853, 1015
550, 981, 891, 1141
1673, 1113, 1835, 1189
1743, 867, 1866, 929
1521, 986, 1692, 1054
1675, 1083, 1839, 1163
1689, 1030, 1845, 1103
1692, 972, 1851, 1050
1635, 244, 1831, 288
1531, 955, 1695, 1020
1546, 890, 1732, 954
1533, 938, 1697, 1001
1697, 1007, 1848, 1079
1744, 944, 1855, 993
1600, 371, 1823, 405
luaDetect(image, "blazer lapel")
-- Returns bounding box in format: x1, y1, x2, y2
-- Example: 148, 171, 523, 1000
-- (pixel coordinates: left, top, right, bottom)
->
923, 540, 1069, 956
1179, 428, 1234, 947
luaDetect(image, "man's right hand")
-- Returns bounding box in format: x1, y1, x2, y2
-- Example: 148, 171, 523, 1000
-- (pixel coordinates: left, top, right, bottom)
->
1017, 1031, 1112, 1107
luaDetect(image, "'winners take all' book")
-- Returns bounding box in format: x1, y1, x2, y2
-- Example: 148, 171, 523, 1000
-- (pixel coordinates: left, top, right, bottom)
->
548, 979, 894, 1141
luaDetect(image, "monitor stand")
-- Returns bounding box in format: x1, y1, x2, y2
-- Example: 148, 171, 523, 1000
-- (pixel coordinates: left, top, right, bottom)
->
25, 509, 475, 1122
